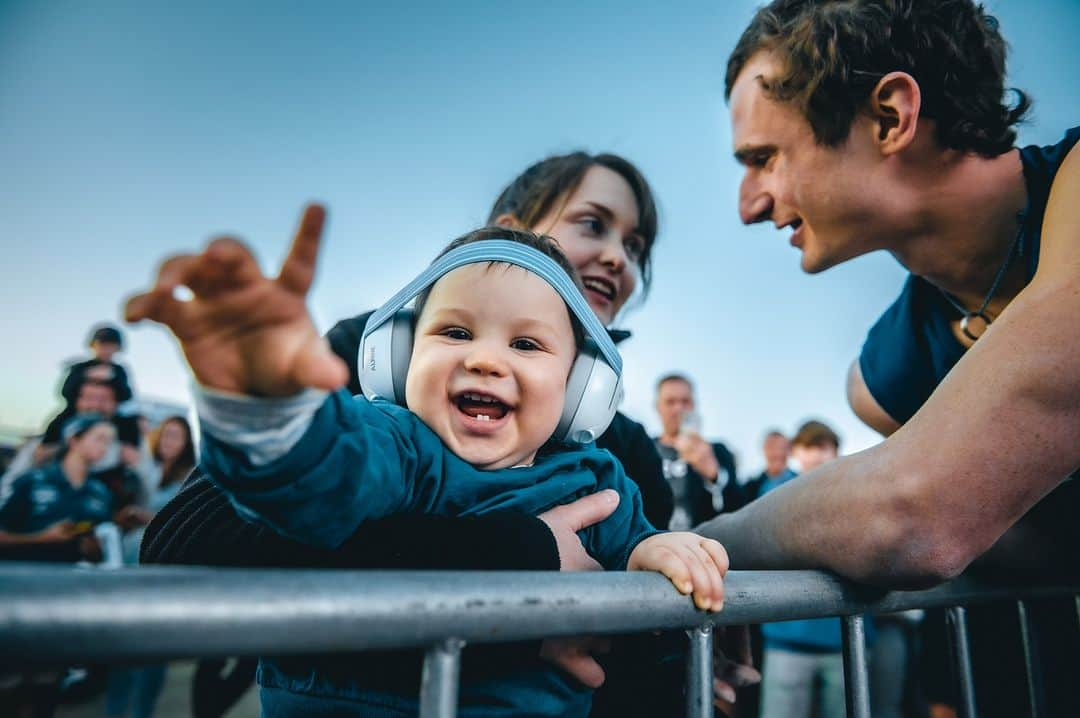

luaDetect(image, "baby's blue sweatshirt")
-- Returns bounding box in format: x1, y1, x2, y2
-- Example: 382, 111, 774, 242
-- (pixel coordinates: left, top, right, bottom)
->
200, 388, 661, 717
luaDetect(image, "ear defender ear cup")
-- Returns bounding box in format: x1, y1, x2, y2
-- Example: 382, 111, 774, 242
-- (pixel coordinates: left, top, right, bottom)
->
554, 338, 624, 444
358, 309, 414, 405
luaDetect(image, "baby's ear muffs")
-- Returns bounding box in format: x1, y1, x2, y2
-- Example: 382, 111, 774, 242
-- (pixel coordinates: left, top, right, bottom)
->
359, 311, 622, 444
557, 338, 623, 444
358, 309, 414, 406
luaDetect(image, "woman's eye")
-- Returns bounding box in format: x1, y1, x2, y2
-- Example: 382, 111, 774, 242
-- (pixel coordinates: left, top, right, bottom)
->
511, 338, 540, 351
624, 237, 645, 262
442, 328, 470, 340
580, 216, 605, 236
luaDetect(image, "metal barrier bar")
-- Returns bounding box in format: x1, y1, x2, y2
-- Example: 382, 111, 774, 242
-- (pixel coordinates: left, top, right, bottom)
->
686, 625, 713, 718
946, 605, 977, 718
841, 614, 870, 718
1, 565, 1076, 666
1017, 600, 1047, 718
420, 638, 463, 718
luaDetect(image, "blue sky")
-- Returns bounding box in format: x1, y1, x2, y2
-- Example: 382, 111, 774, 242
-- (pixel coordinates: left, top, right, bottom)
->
2, 0, 1077, 473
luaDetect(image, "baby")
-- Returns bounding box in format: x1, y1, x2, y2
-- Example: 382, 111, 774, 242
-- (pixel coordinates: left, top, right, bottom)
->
127, 205, 727, 717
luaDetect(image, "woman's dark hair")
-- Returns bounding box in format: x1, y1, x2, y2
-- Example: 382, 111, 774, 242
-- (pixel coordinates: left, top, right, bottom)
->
412, 227, 587, 350
725, 0, 1030, 157
150, 415, 196, 487
487, 152, 659, 296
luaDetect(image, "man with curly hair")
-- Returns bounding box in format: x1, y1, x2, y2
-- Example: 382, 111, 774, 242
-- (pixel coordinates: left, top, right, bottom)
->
697, 0, 1078, 712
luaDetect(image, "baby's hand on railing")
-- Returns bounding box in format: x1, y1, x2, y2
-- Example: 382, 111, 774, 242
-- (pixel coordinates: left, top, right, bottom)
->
125, 204, 347, 397
627, 532, 728, 611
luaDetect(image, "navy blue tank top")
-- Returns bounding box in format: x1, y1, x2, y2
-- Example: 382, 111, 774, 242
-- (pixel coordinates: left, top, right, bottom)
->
859, 126, 1080, 423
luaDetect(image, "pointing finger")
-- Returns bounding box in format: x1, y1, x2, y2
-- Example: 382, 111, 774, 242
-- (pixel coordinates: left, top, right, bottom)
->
277, 203, 327, 295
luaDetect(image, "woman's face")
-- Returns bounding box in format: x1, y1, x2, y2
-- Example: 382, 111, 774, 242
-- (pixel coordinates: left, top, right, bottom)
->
528, 166, 645, 325
157, 420, 189, 463
71, 423, 116, 464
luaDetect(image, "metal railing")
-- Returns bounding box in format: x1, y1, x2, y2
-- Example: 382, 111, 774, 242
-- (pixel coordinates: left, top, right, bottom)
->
0, 564, 1076, 718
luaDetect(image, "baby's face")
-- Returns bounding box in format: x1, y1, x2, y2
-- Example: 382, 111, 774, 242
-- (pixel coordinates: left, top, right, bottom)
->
406, 263, 577, 470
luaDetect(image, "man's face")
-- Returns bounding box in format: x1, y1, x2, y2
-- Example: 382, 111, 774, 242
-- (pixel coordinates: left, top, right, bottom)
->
75, 383, 117, 417
655, 379, 694, 436
91, 340, 120, 362
729, 50, 888, 273
405, 263, 577, 470
792, 442, 838, 472
763, 434, 790, 473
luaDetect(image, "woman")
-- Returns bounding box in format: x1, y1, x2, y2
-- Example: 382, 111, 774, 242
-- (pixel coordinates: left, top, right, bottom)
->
141, 152, 685, 715
0, 414, 114, 718
0, 413, 114, 560
106, 416, 197, 718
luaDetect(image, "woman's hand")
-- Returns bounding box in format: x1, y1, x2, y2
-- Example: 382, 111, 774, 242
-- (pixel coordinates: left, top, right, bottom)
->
536, 489, 619, 571
125, 204, 347, 397
536, 491, 619, 686
628, 532, 728, 611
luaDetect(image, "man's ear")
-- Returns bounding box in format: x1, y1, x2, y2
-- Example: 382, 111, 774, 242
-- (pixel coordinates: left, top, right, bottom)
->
868, 71, 921, 156
492, 213, 525, 229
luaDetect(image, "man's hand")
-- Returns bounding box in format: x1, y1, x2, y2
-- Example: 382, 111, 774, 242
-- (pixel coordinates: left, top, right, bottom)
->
125, 204, 348, 397
712, 625, 762, 711
628, 532, 728, 611
539, 636, 612, 689
675, 433, 720, 482
537, 489, 619, 572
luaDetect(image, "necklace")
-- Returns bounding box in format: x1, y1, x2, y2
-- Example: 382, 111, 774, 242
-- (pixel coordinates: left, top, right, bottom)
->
939, 213, 1025, 342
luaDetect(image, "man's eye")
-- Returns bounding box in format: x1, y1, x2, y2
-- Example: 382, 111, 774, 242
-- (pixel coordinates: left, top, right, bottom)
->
511, 338, 540, 351
442, 328, 470, 340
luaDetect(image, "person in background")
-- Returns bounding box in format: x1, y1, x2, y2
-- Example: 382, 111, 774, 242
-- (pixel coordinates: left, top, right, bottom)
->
758, 420, 853, 718
0, 413, 115, 718
60, 324, 134, 408
104, 416, 197, 718
653, 373, 742, 529
742, 430, 794, 504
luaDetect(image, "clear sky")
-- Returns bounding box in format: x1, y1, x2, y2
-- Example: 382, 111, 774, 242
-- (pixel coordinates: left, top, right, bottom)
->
2, 0, 1077, 474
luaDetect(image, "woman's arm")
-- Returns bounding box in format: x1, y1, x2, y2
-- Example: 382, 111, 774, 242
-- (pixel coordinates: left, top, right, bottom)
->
141, 470, 559, 570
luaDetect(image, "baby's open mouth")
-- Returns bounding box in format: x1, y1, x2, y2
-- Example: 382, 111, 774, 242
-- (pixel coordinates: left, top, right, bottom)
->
455, 391, 510, 422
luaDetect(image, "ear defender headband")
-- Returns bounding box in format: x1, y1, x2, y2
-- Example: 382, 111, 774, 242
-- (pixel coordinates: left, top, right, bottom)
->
359, 240, 624, 444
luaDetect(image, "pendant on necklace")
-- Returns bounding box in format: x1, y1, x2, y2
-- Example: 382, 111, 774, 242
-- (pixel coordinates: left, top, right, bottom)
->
960, 311, 991, 341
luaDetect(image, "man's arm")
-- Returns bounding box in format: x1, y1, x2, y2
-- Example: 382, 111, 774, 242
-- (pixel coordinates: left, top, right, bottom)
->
699, 146, 1080, 587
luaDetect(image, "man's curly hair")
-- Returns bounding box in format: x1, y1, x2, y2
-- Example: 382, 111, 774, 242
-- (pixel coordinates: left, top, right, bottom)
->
725, 0, 1030, 157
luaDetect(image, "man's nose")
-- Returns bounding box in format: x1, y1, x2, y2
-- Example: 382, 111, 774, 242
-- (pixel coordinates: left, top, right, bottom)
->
739, 174, 773, 225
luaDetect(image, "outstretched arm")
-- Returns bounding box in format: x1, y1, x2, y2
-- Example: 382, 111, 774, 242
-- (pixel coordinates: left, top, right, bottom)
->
699, 146, 1080, 587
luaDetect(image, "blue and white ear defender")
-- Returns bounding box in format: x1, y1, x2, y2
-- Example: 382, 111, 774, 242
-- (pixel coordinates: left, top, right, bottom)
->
359, 240, 624, 444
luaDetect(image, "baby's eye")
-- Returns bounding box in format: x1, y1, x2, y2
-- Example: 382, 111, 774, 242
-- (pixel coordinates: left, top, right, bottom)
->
511, 338, 541, 352
441, 327, 471, 341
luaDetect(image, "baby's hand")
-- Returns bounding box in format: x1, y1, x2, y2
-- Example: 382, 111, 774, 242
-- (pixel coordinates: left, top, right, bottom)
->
125, 204, 347, 397
628, 532, 728, 611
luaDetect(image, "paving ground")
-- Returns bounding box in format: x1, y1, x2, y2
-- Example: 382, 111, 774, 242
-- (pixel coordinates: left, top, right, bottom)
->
56, 661, 260, 718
